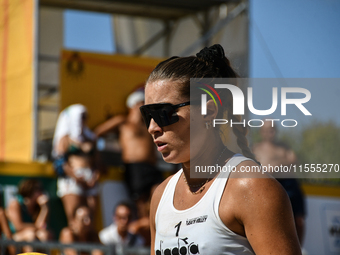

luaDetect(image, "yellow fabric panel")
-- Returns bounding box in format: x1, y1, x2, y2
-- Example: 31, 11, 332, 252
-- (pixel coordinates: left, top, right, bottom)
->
0, 0, 35, 162
60, 50, 163, 128
302, 184, 340, 198
17, 253, 47, 255
0, 161, 55, 177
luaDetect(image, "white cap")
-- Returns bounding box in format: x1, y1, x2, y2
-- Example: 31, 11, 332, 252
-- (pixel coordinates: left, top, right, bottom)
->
126, 91, 144, 108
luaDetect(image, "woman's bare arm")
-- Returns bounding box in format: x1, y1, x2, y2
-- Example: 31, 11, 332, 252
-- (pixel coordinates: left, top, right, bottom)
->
6, 200, 35, 232
221, 161, 301, 255
0, 207, 12, 239
59, 227, 77, 255
35, 194, 49, 229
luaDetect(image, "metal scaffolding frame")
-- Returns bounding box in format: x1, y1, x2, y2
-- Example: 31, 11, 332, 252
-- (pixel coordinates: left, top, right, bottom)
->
35, 0, 249, 159
0, 239, 150, 255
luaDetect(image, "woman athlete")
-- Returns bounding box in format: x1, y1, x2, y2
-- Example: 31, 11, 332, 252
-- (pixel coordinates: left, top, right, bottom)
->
140, 44, 301, 255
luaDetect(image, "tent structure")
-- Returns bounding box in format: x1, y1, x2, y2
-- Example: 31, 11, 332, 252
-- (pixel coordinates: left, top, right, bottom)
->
41, 0, 231, 19
35, 0, 250, 159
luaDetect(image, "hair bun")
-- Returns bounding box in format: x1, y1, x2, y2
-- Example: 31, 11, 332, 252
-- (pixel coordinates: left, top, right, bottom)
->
196, 44, 225, 63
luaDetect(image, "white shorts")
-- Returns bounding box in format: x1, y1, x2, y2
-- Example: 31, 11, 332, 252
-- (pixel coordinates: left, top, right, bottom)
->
57, 177, 98, 197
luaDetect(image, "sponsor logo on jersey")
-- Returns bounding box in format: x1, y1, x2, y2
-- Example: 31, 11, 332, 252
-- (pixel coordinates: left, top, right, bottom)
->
186, 215, 208, 225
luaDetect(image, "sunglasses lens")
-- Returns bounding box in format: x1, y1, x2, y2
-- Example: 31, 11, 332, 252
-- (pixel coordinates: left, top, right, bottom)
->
140, 107, 152, 128
159, 108, 178, 127
140, 104, 179, 128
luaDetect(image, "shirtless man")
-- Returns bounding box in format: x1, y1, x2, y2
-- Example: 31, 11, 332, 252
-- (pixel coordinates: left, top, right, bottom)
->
253, 121, 306, 245
253, 121, 297, 171
95, 89, 163, 199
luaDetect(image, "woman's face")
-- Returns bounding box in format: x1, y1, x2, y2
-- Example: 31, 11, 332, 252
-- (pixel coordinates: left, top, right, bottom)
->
31, 190, 43, 205
74, 207, 92, 233
145, 79, 205, 165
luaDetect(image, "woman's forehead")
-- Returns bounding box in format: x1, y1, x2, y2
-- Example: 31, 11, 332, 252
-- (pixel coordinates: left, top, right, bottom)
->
76, 207, 90, 217
145, 79, 184, 104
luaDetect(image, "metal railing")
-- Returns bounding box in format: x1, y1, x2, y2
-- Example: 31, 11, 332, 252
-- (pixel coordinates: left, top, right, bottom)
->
0, 240, 150, 255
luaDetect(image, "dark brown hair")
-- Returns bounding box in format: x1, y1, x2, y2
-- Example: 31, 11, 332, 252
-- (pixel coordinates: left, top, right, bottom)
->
18, 179, 42, 198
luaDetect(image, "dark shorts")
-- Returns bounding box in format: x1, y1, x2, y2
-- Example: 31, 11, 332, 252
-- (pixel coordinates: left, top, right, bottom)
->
277, 178, 306, 217
124, 163, 163, 199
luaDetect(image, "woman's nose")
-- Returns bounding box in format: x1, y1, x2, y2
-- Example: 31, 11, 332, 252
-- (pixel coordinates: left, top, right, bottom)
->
148, 118, 162, 135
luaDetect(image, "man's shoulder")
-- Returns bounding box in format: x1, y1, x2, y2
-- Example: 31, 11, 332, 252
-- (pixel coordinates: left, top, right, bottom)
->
100, 223, 116, 231
99, 224, 119, 244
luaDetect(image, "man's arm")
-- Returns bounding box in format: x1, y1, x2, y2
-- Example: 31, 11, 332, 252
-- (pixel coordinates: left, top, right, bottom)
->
94, 115, 126, 137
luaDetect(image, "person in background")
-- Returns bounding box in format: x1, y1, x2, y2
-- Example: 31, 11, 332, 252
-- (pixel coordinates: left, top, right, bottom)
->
95, 89, 163, 201
253, 121, 306, 245
59, 205, 103, 255
128, 183, 159, 246
0, 207, 12, 240
99, 201, 144, 247
0, 207, 15, 255
52, 104, 99, 225
6, 179, 51, 251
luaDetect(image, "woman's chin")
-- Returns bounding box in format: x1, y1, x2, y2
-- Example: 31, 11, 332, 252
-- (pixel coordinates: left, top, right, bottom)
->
161, 152, 171, 161
162, 152, 180, 164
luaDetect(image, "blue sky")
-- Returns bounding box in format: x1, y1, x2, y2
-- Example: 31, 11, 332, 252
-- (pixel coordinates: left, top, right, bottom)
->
64, 10, 115, 53
63, 0, 340, 126
250, 0, 340, 78
248, 0, 340, 127
64, 1, 340, 78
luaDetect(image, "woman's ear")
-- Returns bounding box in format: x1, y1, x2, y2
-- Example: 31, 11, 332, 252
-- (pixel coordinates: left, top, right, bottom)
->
203, 99, 218, 121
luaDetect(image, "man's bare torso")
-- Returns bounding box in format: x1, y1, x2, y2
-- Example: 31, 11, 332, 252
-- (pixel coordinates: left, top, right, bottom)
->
253, 141, 296, 168
119, 122, 156, 165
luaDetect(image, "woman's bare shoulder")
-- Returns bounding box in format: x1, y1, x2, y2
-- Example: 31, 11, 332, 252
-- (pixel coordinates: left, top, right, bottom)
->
221, 159, 289, 226
222, 161, 301, 254
7, 198, 20, 213
150, 174, 175, 208
227, 159, 285, 203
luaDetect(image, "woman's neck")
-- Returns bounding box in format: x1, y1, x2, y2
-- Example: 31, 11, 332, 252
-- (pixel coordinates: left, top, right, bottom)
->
24, 198, 36, 215
181, 138, 233, 186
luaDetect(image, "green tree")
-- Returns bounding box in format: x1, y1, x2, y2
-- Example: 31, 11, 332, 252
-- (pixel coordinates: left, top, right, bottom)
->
251, 121, 340, 184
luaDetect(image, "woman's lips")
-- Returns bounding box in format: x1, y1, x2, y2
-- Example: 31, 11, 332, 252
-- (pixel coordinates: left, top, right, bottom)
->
155, 141, 167, 152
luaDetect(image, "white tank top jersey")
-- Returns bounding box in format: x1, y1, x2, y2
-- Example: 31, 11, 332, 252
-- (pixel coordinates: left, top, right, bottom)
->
154, 154, 255, 255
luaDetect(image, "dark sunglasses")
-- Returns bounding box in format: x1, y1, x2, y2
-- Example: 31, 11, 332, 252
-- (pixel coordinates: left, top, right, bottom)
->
139, 101, 190, 128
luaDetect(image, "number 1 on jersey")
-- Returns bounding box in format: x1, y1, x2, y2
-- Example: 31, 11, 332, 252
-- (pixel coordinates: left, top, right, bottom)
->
175, 221, 182, 237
